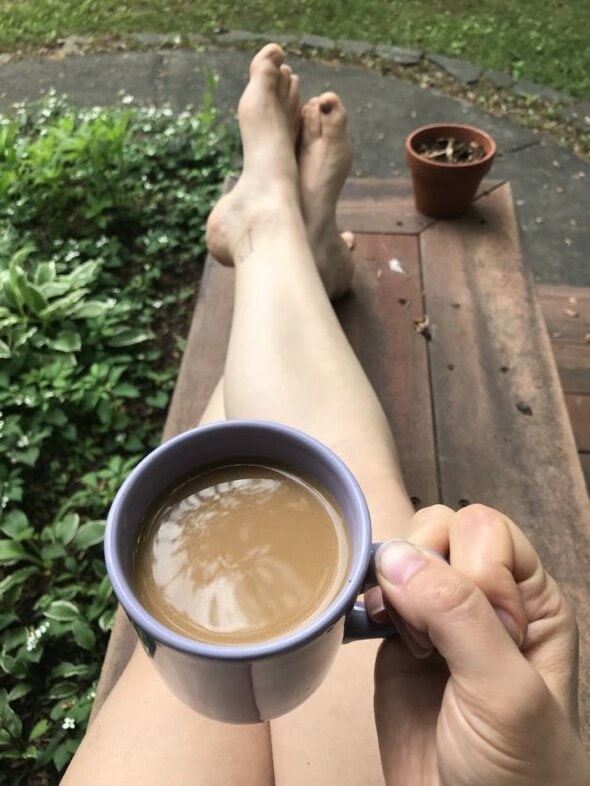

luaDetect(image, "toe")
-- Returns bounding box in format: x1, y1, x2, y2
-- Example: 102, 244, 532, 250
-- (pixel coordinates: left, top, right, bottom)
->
278, 64, 292, 99
318, 92, 348, 137
288, 74, 301, 137
300, 98, 321, 149
249, 43, 284, 80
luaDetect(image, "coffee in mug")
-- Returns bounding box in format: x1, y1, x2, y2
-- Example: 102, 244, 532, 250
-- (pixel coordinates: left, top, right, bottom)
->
132, 460, 351, 646
106, 421, 395, 722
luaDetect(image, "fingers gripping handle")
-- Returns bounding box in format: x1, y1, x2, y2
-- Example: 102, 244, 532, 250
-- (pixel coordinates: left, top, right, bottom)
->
343, 542, 400, 642
343, 541, 447, 642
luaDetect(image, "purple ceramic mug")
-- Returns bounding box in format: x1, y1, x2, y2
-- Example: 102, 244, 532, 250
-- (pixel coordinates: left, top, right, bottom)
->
105, 420, 397, 723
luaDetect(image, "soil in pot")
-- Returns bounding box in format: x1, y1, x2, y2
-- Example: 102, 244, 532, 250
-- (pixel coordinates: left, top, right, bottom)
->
417, 137, 486, 164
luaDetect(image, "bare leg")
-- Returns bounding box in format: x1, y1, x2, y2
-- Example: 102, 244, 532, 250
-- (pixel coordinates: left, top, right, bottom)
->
65, 44, 413, 786
206, 46, 413, 786
61, 49, 296, 786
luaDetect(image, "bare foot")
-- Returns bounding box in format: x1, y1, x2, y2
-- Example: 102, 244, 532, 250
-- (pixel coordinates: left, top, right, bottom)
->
298, 92, 355, 299
206, 45, 301, 265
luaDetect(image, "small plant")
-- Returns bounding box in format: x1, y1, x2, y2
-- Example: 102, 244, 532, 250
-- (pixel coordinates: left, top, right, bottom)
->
0, 90, 236, 784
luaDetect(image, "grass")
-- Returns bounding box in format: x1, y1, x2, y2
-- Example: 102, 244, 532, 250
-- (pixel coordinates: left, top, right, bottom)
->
0, 0, 588, 99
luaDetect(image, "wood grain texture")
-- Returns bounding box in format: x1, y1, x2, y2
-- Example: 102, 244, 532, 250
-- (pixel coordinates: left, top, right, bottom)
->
420, 182, 590, 740
420, 182, 590, 572
551, 343, 590, 395
537, 283, 590, 346
161, 256, 234, 441
335, 233, 439, 507
565, 395, 590, 453
336, 177, 503, 235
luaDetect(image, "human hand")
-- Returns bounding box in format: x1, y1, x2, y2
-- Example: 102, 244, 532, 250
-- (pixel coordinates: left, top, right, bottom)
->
371, 504, 590, 786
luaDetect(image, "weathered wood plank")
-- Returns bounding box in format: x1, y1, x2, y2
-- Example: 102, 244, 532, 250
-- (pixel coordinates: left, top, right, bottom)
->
161, 257, 234, 441
537, 283, 590, 346
420, 180, 590, 740
565, 394, 590, 453
337, 177, 503, 235
335, 233, 439, 507
536, 283, 590, 398
551, 343, 590, 395
420, 182, 590, 567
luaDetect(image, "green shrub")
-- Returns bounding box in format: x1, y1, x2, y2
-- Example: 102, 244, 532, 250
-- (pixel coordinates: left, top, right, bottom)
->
0, 89, 236, 784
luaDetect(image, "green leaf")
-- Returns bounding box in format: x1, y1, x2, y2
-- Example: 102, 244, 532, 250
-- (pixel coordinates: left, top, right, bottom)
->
0, 654, 29, 680
39, 289, 87, 318
146, 391, 169, 409
53, 744, 72, 772
98, 608, 115, 632
72, 520, 105, 550
68, 260, 99, 288
112, 383, 140, 398
20, 280, 47, 314
29, 718, 49, 741
0, 612, 19, 630
51, 661, 93, 679
41, 541, 67, 561
72, 621, 96, 651
44, 600, 79, 622
55, 512, 80, 545
13, 446, 40, 468
0, 338, 10, 358
0, 539, 33, 565
48, 681, 78, 700
8, 683, 32, 702
0, 509, 30, 540
2, 627, 26, 652
35, 261, 56, 286
71, 300, 109, 318
106, 328, 153, 347
3, 703, 22, 738
47, 329, 81, 353
0, 567, 36, 599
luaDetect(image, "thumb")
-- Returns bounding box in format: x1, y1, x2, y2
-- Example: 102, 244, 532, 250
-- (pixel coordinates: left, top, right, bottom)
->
376, 539, 527, 687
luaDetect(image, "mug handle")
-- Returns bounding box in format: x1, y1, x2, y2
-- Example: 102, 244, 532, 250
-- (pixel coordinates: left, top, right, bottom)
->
343, 542, 400, 643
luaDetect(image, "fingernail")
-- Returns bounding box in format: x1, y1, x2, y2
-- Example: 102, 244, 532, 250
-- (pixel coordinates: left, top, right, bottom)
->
365, 589, 386, 619
494, 607, 524, 648
377, 539, 427, 585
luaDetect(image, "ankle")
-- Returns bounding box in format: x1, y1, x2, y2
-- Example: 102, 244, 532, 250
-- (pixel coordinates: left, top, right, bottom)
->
229, 189, 304, 258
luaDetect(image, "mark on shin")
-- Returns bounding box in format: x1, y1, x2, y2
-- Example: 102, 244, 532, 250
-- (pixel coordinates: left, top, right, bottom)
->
237, 229, 255, 265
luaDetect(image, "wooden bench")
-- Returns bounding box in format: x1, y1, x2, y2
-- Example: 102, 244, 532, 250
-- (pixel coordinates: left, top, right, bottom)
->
92, 177, 590, 751
538, 284, 590, 490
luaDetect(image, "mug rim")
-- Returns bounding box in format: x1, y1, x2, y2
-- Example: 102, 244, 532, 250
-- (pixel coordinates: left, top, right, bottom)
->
105, 420, 372, 661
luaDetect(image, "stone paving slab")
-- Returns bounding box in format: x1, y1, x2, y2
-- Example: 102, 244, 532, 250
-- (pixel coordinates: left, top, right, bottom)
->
493, 144, 589, 284
0, 53, 160, 107
0, 47, 588, 286
427, 53, 482, 84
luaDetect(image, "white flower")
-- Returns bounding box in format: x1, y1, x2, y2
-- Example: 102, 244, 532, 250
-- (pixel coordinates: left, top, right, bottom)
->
26, 621, 50, 652
17, 435, 29, 448
121, 95, 134, 105
64, 249, 80, 262
62, 717, 76, 730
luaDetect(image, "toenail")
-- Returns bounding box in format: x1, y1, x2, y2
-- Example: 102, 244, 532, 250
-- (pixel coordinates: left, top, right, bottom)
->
320, 103, 333, 115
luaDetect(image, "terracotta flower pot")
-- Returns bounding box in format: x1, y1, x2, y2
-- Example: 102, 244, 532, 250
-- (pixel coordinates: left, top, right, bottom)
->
406, 123, 496, 219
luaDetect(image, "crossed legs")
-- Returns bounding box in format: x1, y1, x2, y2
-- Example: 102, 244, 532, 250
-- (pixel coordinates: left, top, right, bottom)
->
63, 44, 414, 786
